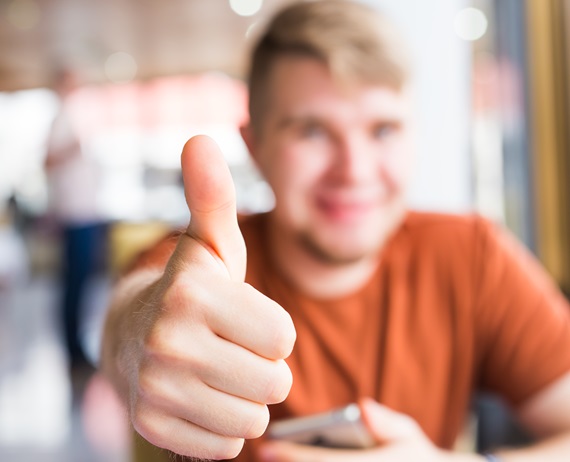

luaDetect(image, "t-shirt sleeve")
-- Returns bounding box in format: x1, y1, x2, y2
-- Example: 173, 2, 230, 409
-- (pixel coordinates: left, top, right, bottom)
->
473, 217, 570, 406
122, 230, 182, 276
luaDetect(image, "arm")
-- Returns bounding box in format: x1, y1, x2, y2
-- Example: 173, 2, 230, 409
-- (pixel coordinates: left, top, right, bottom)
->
44, 111, 82, 170
257, 384, 570, 462
256, 218, 570, 462
100, 267, 163, 400
494, 371, 570, 461
257, 398, 485, 462
470, 217, 570, 461
99, 136, 296, 460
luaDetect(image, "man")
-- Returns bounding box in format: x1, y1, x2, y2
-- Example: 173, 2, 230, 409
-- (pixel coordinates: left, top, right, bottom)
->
46, 68, 108, 374
100, 1, 570, 461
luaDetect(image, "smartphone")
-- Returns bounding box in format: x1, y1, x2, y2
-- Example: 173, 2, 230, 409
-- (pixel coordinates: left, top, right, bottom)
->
267, 403, 376, 449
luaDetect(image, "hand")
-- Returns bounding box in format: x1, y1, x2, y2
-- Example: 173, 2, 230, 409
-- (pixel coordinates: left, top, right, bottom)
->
126, 136, 296, 459
258, 398, 451, 462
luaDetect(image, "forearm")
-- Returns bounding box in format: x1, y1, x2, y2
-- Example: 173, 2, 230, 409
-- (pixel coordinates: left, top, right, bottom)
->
494, 431, 570, 462
440, 431, 570, 462
437, 451, 485, 462
99, 267, 163, 400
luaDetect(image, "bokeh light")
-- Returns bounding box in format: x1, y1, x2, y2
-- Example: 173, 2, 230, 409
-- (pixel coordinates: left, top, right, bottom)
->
453, 7, 488, 41
103, 52, 138, 84
229, 0, 263, 17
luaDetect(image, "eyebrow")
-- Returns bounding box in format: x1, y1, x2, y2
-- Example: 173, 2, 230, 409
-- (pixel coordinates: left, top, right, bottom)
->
275, 114, 325, 131
276, 113, 403, 132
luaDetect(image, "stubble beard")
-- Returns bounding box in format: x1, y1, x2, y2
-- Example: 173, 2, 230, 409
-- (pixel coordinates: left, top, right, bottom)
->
296, 206, 407, 266
297, 231, 381, 266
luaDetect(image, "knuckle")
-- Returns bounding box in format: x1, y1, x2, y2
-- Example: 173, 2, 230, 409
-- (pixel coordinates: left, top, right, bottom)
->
165, 265, 215, 307
263, 360, 293, 404
208, 437, 245, 460
270, 310, 297, 359
132, 405, 164, 449
243, 283, 296, 359
136, 365, 163, 401
163, 273, 200, 310
131, 392, 246, 460
241, 405, 270, 439
144, 324, 171, 357
397, 414, 419, 433
144, 324, 187, 367
161, 274, 185, 306
144, 315, 207, 368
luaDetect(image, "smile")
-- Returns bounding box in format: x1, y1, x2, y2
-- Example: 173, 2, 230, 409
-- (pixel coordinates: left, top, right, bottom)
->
316, 197, 377, 224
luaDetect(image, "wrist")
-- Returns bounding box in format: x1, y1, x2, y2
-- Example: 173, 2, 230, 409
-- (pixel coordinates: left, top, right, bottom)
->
481, 455, 502, 462
436, 449, 489, 462
100, 268, 163, 396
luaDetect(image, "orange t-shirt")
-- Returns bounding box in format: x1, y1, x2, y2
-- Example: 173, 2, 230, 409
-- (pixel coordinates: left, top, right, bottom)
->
132, 212, 570, 461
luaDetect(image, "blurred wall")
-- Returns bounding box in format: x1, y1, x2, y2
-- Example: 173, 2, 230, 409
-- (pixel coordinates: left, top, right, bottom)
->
365, 0, 473, 213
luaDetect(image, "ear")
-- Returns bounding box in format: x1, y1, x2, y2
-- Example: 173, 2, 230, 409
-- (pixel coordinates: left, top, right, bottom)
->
240, 123, 258, 163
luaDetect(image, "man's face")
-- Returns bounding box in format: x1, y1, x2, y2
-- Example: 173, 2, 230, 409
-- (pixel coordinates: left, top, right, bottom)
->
247, 56, 414, 264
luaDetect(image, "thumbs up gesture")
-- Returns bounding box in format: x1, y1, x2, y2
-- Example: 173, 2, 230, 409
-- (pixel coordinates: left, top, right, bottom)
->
105, 136, 296, 460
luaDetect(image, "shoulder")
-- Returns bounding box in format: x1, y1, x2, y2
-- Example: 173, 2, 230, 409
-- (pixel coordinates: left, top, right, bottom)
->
390, 211, 523, 295
402, 211, 546, 282
402, 210, 490, 235
397, 210, 498, 257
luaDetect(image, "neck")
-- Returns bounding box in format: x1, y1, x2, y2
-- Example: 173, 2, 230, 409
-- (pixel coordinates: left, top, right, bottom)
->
266, 215, 381, 300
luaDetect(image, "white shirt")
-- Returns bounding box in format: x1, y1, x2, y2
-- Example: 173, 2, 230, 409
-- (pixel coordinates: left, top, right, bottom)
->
45, 102, 103, 224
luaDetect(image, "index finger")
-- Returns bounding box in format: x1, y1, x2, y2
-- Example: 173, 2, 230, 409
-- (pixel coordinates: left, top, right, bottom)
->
205, 282, 296, 361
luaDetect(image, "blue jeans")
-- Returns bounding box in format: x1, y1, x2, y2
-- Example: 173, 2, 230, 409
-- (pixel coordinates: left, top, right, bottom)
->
60, 222, 108, 368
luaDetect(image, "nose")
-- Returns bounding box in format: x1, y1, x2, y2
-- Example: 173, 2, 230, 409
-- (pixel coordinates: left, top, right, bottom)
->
329, 135, 377, 185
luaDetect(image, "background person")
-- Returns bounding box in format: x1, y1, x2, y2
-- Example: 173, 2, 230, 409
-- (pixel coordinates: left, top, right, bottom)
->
45, 68, 109, 375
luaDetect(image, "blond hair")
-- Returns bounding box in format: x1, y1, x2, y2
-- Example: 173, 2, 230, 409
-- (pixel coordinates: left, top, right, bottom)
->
247, 0, 411, 131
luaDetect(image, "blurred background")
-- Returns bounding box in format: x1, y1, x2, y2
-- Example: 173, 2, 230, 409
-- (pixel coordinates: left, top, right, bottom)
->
1, 0, 570, 460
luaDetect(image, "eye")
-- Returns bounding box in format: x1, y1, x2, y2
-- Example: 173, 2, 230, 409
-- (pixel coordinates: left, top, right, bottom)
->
371, 122, 398, 140
300, 122, 327, 139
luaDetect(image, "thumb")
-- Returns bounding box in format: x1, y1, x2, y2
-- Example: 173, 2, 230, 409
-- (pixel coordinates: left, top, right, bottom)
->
180, 135, 246, 281
359, 398, 423, 443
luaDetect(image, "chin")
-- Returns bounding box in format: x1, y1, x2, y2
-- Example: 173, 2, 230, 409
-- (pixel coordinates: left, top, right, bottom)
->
299, 231, 386, 265
304, 210, 406, 264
